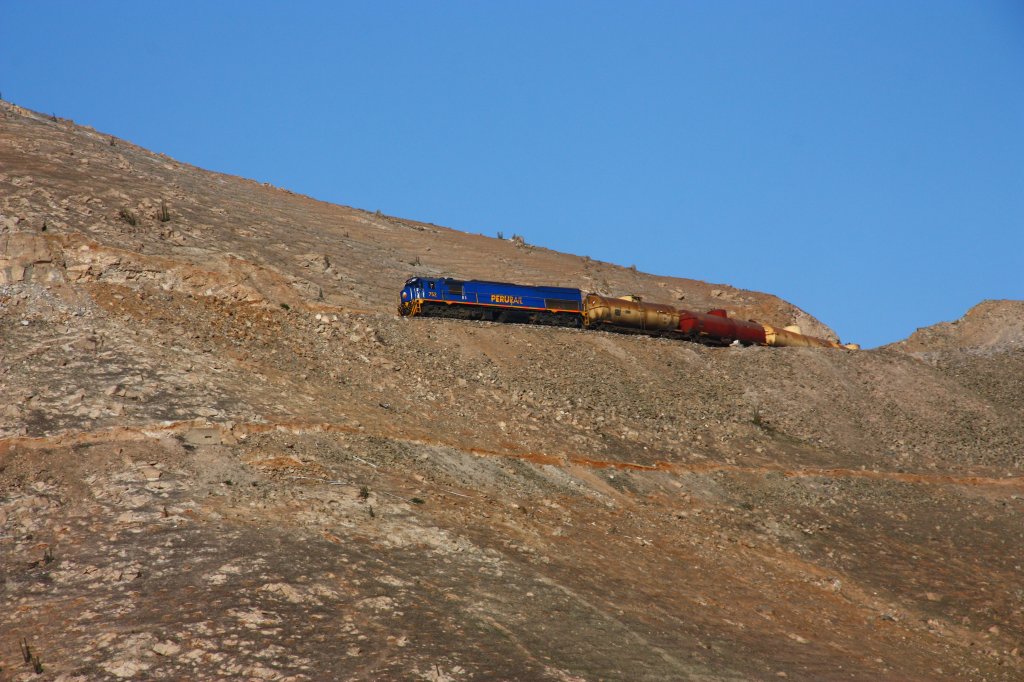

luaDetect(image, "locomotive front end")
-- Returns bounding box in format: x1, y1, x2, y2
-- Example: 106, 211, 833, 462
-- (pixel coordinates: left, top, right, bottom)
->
399, 277, 423, 316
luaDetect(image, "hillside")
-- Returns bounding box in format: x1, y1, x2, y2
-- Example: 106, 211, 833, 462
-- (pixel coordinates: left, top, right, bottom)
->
2, 101, 1022, 681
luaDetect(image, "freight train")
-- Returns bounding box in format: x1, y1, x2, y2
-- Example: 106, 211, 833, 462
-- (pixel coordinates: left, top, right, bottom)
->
398, 277, 858, 350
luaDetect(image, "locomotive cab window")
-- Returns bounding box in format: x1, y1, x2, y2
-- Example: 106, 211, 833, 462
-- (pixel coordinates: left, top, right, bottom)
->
428, 282, 435, 290
615, 308, 621, 316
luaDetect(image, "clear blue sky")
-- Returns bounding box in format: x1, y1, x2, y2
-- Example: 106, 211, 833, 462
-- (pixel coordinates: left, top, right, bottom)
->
3, 1, 1022, 347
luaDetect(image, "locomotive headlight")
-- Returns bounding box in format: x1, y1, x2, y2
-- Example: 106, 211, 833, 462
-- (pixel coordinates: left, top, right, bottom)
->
402, 291, 408, 299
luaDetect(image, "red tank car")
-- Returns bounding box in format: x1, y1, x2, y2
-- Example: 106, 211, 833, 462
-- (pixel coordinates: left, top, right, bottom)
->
677, 308, 767, 346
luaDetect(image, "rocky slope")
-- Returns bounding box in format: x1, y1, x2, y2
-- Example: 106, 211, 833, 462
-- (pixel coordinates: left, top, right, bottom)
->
2, 100, 1022, 681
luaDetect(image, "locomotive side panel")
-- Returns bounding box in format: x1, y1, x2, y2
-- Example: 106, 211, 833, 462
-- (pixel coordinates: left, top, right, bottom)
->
462, 280, 583, 313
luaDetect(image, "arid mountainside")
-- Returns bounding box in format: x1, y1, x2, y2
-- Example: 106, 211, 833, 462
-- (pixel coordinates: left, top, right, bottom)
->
2, 100, 1022, 681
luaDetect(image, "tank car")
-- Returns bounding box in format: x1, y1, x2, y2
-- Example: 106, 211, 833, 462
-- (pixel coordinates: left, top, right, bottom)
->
677, 308, 767, 346
762, 325, 860, 349
582, 294, 680, 332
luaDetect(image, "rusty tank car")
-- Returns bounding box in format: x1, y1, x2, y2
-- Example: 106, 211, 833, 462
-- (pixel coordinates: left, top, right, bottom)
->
582, 294, 680, 333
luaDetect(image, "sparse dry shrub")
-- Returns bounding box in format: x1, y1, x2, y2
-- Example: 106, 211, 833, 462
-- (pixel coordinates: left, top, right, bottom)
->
118, 208, 138, 226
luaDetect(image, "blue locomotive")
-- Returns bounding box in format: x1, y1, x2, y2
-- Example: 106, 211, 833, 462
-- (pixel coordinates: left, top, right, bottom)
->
399, 277, 583, 327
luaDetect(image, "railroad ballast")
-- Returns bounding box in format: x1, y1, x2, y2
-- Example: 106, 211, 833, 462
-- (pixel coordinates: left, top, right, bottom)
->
399, 276, 858, 350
